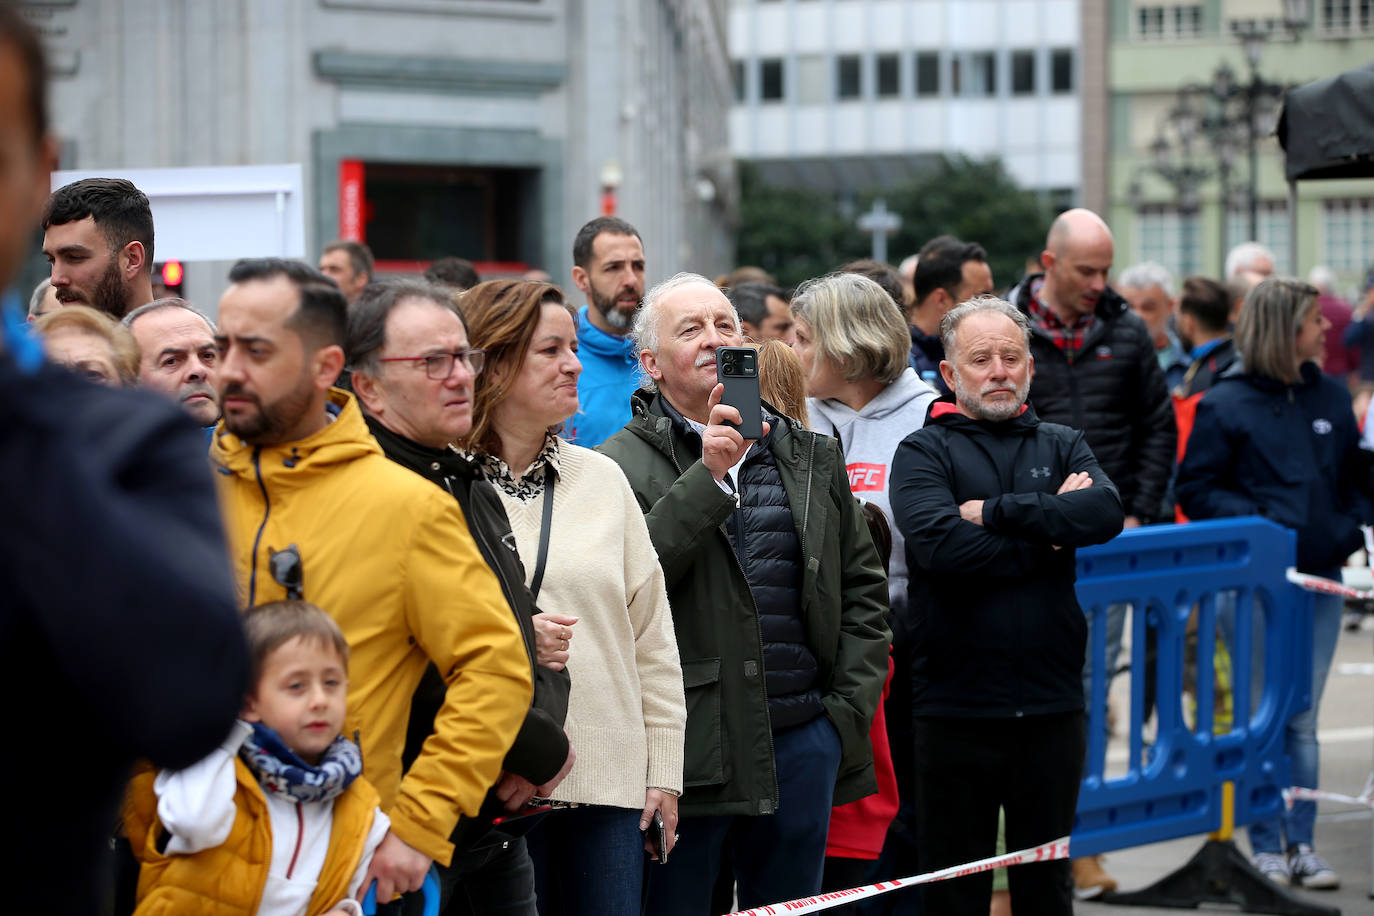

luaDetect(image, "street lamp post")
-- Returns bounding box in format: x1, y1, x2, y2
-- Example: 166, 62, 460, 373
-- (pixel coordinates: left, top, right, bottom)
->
1140, 1, 1309, 263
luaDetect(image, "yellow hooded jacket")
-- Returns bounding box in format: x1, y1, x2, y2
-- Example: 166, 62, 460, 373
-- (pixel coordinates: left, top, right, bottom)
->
209, 390, 532, 864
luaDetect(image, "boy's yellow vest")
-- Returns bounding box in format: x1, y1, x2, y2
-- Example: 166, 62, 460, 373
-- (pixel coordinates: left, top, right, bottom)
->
123, 759, 380, 916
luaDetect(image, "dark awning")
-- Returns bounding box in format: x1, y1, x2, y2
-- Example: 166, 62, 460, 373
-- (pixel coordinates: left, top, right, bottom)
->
1277, 62, 1374, 182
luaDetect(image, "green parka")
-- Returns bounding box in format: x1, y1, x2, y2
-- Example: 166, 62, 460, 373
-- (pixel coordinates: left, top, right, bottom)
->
598, 390, 890, 816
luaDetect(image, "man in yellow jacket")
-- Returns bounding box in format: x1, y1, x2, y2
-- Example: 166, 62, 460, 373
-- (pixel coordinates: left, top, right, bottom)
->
209, 258, 532, 901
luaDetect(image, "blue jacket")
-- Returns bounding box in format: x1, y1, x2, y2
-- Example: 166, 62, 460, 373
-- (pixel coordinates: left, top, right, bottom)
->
1176, 362, 1372, 573
908, 326, 951, 395
568, 306, 639, 447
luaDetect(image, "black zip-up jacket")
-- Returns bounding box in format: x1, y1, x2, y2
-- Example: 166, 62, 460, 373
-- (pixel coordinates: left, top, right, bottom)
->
1176, 337, 1240, 398
367, 418, 571, 815
1176, 363, 1373, 574
1012, 277, 1176, 522
891, 402, 1124, 717
0, 350, 248, 913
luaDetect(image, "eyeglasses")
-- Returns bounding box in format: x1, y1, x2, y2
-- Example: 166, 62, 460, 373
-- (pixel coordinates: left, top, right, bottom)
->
378, 348, 486, 380
269, 543, 303, 601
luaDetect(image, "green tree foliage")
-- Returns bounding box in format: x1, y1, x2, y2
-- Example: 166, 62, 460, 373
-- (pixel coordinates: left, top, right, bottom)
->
733, 163, 863, 289
734, 155, 1054, 293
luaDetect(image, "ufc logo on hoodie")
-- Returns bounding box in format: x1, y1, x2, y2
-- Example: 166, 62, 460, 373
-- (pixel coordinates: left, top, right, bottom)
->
847, 462, 887, 492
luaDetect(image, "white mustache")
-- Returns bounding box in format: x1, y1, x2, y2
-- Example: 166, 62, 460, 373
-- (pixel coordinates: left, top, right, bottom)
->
695, 353, 717, 368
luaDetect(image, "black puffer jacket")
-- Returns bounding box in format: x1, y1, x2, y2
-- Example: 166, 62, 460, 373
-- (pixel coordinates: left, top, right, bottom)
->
1012, 277, 1176, 522
661, 402, 822, 730
891, 403, 1125, 717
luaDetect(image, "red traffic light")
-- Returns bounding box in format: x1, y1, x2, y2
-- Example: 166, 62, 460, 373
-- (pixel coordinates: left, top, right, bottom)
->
161, 260, 184, 287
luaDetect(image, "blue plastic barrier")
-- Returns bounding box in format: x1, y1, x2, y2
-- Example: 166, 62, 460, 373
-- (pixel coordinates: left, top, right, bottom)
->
1069, 517, 1315, 857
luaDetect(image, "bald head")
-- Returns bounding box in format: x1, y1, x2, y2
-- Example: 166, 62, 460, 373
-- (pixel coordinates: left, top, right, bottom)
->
1046, 208, 1113, 254
1041, 208, 1115, 321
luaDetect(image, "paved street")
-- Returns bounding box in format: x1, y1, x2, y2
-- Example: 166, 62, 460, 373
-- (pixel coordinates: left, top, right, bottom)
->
1079, 623, 1373, 915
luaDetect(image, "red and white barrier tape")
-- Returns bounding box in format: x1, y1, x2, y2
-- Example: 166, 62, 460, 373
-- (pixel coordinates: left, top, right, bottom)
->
1285, 786, 1374, 809
724, 837, 1070, 916
1285, 568, 1373, 600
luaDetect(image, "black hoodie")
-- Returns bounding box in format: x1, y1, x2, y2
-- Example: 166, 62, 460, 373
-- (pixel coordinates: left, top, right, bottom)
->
890, 402, 1124, 718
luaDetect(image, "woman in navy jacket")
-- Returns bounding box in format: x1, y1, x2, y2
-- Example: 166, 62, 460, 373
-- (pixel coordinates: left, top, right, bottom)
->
1177, 277, 1370, 891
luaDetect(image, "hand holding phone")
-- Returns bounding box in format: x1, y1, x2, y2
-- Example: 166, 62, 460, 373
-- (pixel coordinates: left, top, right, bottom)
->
715, 346, 764, 440
645, 810, 669, 864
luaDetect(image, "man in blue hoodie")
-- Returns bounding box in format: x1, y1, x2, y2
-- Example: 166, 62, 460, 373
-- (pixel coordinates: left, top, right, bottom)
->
567, 216, 646, 446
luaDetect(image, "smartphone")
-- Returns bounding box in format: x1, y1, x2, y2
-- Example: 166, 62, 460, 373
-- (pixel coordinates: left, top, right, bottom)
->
716, 346, 764, 440
645, 809, 670, 864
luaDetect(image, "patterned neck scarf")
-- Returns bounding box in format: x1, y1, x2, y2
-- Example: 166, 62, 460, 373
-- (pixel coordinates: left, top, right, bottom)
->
459, 433, 562, 501
238, 722, 362, 804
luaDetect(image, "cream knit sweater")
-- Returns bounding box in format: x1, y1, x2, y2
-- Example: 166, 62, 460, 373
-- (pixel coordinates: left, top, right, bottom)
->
497, 440, 685, 809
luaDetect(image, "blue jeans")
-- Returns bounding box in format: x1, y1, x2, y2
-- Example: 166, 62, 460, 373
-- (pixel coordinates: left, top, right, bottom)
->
644, 714, 843, 916
1236, 587, 1344, 853
526, 805, 644, 916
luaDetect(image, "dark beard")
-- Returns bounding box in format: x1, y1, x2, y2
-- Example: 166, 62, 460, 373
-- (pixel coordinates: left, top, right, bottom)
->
221, 378, 316, 446
91, 258, 130, 318
590, 285, 634, 332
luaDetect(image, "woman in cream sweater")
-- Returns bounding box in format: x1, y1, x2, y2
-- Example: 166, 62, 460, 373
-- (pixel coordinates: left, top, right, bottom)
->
456, 278, 685, 916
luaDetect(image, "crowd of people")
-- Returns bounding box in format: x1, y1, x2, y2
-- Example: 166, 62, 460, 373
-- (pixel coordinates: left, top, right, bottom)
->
2, 8, 1367, 916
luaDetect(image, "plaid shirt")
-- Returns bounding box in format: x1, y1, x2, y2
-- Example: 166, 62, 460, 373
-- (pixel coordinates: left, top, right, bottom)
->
1025, 277, 1097, 361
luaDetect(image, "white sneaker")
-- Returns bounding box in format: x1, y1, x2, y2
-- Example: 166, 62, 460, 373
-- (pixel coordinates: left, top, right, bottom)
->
1252, 851, 1290, 886
1288, 844, 1340, 889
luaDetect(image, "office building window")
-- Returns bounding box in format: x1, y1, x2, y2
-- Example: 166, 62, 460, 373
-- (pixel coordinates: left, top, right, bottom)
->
1137, 3, 1204, 39
731, 60, 745, 103
836, 54, 862, 100
1322, 199, 1374, 272
1051, 49, 1074, 93
760, 58, 784, 102
964, 52, 996, 97
1011, 50, 1035, 95
1227, 202, 1291, 274
1318, 0, 1374, 34
797, 54, 827, 104
1137, 206, 1201, 277
876, 53, 900, 98
915, 51, 940, 97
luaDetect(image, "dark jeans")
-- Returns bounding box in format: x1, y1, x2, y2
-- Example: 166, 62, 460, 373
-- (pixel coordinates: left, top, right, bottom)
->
912, 712, 1084, 916
644, 714, 843, 916
526, 804, 645, 916
438, 834, 539, 916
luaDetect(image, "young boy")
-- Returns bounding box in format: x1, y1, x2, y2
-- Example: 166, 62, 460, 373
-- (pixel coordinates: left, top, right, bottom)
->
124, 600, 390, 915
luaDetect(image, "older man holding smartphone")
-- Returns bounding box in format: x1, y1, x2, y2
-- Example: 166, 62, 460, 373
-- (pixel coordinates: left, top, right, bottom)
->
597, 272, 890, 916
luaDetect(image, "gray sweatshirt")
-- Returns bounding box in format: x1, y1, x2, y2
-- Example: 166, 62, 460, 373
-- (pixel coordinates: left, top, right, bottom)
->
808, 367, 939, 612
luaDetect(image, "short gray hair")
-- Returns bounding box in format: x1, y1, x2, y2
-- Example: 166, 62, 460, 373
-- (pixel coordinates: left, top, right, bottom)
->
1224, 241, 1275, 280
122, 297, 217, 333
346, 279, 462, 374
791, 272, 910, 385
1117, 261, 1175, 298
940, 296, 1032, 360
28, 277, 51, 317
631, 272, 737, 390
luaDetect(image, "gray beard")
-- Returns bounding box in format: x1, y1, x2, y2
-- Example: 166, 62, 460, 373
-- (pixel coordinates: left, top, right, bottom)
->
952, 373, 1028, 422
604, 306, 632, 331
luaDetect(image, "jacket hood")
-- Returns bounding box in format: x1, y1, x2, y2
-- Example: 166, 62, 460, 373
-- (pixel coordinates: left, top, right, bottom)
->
577, 306, 637, 359
810, 367, 938, 429
210, 388, 382, 486
1216, 359, 1321, 395
927, 399, 1038, 435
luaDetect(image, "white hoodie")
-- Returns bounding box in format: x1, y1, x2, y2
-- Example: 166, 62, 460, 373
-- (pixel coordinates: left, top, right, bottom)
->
808, 367, 939, 611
